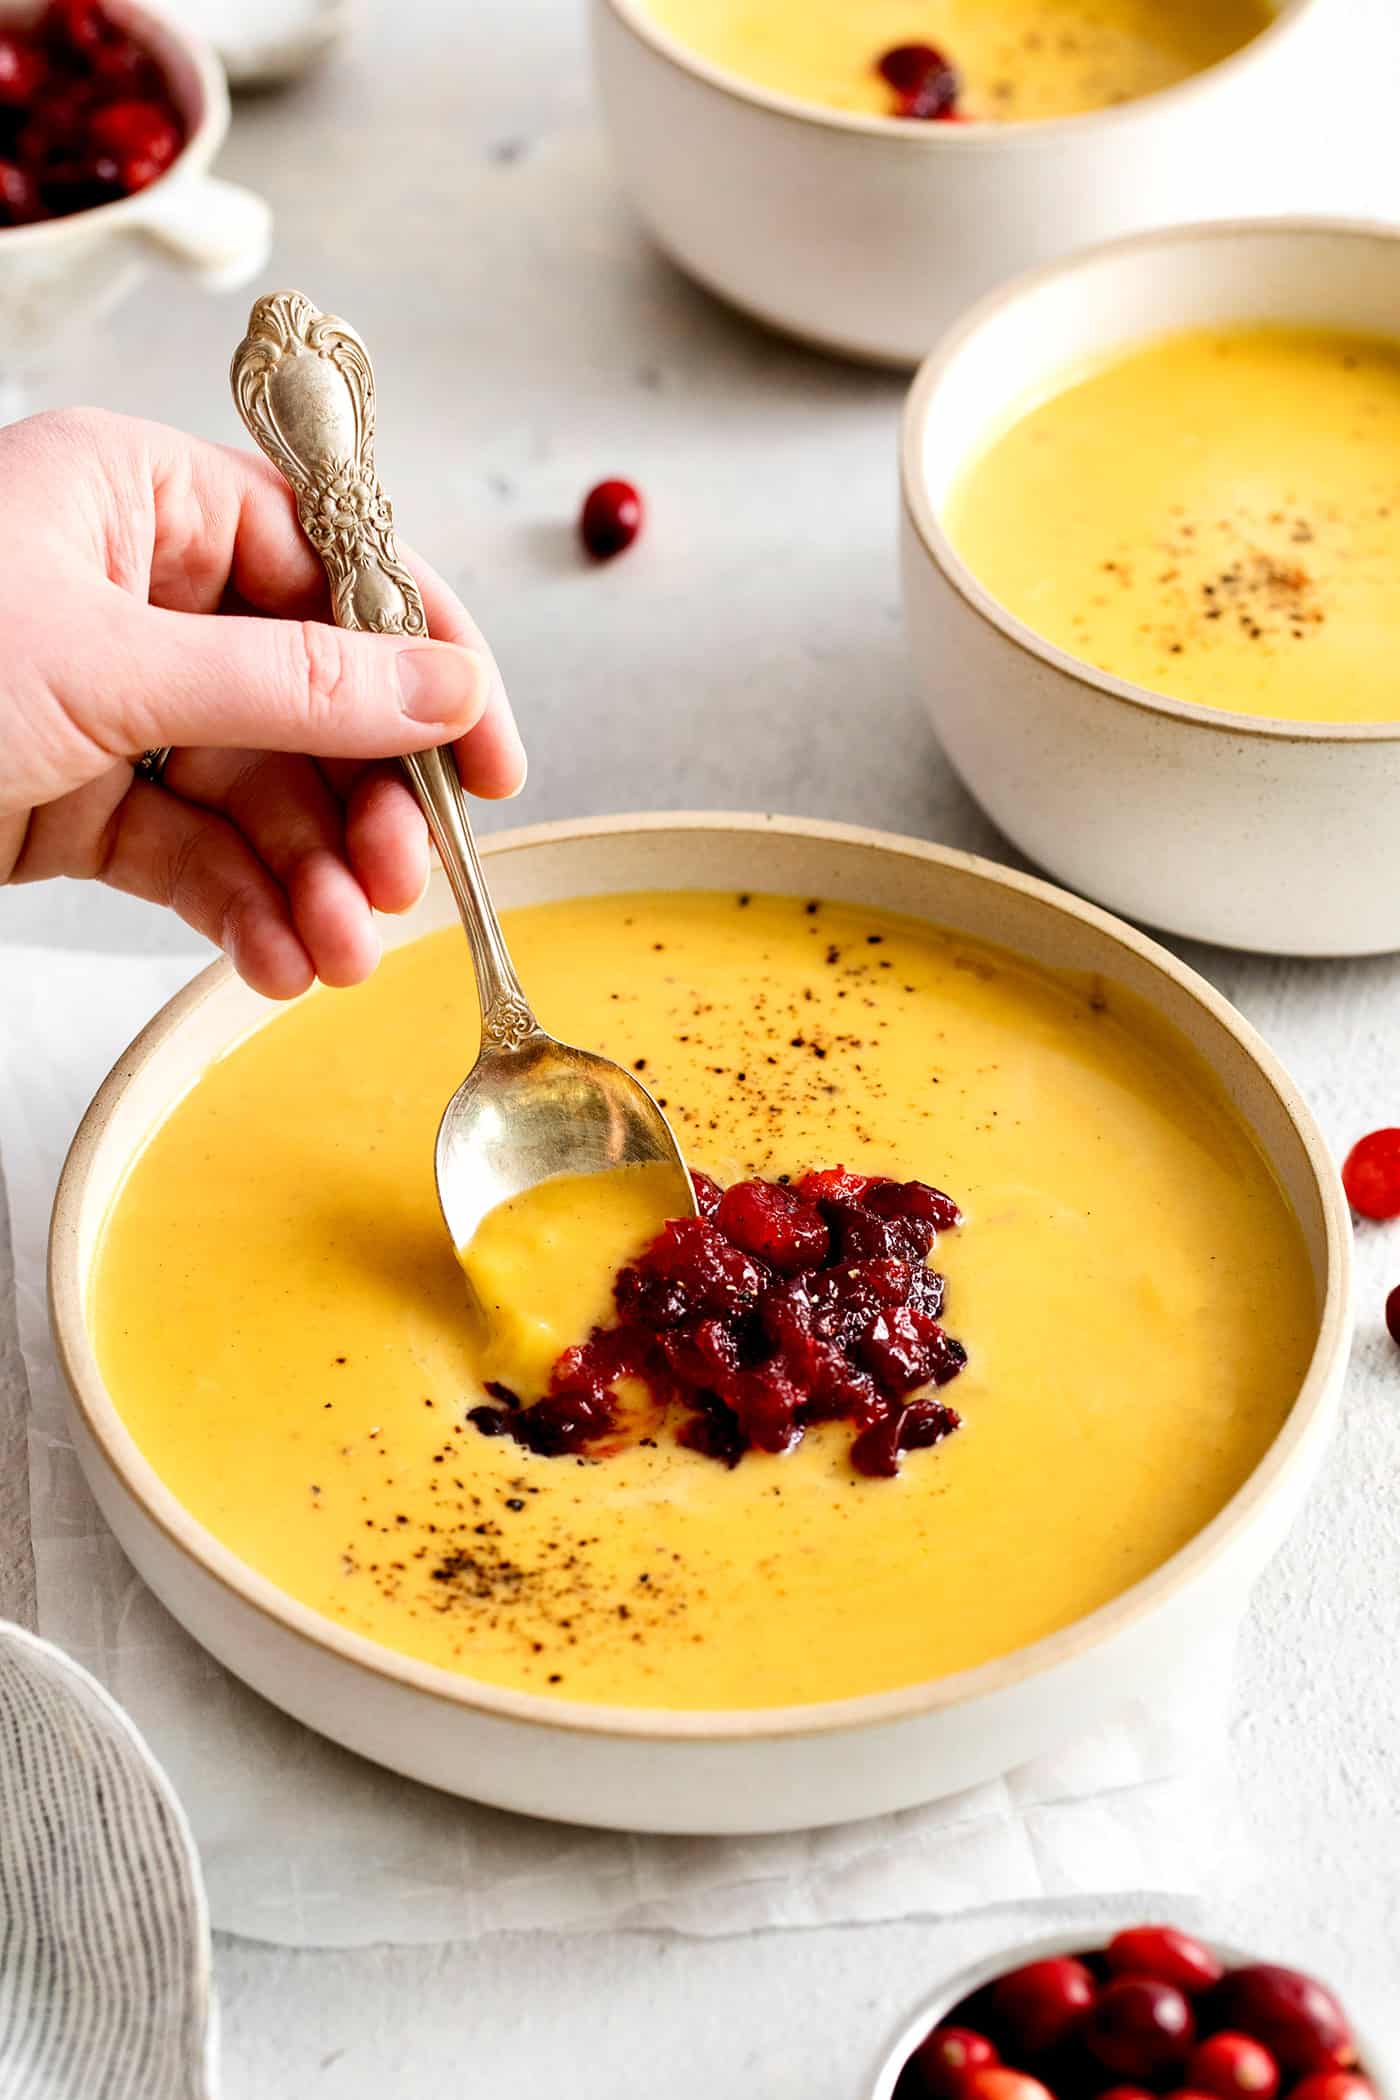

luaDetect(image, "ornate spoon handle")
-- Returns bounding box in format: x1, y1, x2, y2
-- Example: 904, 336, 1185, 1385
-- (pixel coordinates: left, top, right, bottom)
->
229, 290, 536, 1049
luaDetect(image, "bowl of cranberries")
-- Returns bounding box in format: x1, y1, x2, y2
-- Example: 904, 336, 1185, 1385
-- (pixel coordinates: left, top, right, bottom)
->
0, 0, 269, 376
873, 1927, 1386, 2100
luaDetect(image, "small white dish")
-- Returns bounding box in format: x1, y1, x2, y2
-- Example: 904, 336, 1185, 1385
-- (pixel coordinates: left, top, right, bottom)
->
168, 0, 350, 89
590, 0, 1323, 368
49, 814, 1350, 1836
866, 1928, 1393, 2100
0, 0, 271, 381
901, 216, 1400, 958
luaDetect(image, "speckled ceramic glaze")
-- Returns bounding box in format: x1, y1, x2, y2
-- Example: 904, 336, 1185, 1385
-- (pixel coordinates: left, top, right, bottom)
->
49, 817, 1351, 1834
590, 0, 1322, 368
865, 1929, 1394, 2100
0, 0, 270, 381
902, 218, 1400, 957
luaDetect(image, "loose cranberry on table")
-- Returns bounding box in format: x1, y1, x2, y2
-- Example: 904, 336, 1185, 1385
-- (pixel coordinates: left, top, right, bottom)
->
1086, 1976, 1196, 2079
0, 0, 183, 228
1107, 1926, 1224, 1995
990, 1957, 1096, 2054
1341, 1127, 1400, 1220
579, 477, 643, 561
1208, 1966, 1357, 2078
1187, 2031, 1281, 2100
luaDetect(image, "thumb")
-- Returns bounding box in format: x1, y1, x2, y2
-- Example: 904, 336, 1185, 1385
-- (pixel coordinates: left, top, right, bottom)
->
97, 599, 489, 761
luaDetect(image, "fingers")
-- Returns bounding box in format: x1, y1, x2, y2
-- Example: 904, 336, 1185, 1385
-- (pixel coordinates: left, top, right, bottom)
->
70, 593, 489, 765
98, 781, 315, 1000
414, 559, 528, 799
343, 767, 431, 915
138, 423, 527, 795
166, 749, 381, 987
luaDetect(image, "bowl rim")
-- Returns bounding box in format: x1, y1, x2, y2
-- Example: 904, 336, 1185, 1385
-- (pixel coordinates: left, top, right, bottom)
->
865, 1927, 1391, 2100
0, 0, 228, 248
596, 0, 1318, 150
900, 212, 1400, 747
48, 810, 1353, 1745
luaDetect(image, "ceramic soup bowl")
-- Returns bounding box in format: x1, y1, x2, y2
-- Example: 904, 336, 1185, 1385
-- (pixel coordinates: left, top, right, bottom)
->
902, 217, 1400, 958
0, 0, 270, 384
590, 0, 1323, 368
866, 1929, 1393, 2099
50, 816, 1350, 1835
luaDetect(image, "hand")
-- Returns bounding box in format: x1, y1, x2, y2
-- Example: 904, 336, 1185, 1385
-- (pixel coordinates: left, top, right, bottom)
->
0, 408, 526, 997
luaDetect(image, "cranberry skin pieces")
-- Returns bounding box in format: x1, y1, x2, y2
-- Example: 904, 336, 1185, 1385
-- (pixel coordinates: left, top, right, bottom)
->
1341, 1127, 1400, 1219
1107, 1927, 1224, 1995
1208, 1967, 1356, 2077
990, 1956, 1097, 2054
1087, 1977, 1196, 2079
1290, 2076, 1376, 2100
690, 1170, 723, 1219
580, 478, 643, 561
913, 2027, 998, 2099
715, 1178, 829, 1271
1186, 2034, 1280, 2100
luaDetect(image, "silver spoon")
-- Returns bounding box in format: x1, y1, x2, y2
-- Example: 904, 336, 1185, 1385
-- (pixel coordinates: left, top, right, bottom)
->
229, 290, 696, 1254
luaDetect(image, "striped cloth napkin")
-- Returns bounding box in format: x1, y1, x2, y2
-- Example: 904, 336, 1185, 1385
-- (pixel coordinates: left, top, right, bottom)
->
0, 1621, 217, 2100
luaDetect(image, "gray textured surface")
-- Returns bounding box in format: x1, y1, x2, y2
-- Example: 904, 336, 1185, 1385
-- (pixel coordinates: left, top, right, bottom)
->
5, 0, 1400, 2092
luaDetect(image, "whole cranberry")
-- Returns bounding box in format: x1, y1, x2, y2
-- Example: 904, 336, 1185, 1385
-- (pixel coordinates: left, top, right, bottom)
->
1098, 2088, 1156, 2100
912, 2025, 998, 2099
0, 30, 42, 105
0, 157, 40, 223
87, 97, 180, 180
1290, 2075, 1376, 2100
1341, 1127, 1400, 1219
1187, 2032, 1280, 2100
1107, 1927, 1223, 1995
1208, 1967, 1355, 2077
1087, 1977, 1195, 2079
991, 1955, 1096, 2053
1385, 1283, 1400, 1350
579, 478, 643, 561
960, 2070, 1055, 2100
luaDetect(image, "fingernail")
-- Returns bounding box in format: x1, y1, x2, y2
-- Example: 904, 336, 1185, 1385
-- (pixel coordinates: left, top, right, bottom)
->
397, 645, 484, 726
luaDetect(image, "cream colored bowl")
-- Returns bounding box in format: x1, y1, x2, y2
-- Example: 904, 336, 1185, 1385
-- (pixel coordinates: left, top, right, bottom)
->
866, 1930, 1394, 2099
50, 815, 1351, 1835
591, 0, 1323, 368
902, 217, 1400, 957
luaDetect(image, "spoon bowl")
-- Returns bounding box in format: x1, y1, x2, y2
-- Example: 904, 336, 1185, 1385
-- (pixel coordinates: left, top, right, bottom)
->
434, 1027, 695, 1257
230, 289, 695, 1264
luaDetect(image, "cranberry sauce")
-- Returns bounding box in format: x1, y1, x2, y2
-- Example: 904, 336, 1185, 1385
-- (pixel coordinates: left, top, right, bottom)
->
469, 1169, 967, 1477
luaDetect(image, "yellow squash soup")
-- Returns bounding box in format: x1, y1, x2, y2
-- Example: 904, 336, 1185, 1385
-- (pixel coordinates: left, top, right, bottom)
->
640, 0, 1274, 124
946, 325, 1400, 726
91, 892, 1313, 1709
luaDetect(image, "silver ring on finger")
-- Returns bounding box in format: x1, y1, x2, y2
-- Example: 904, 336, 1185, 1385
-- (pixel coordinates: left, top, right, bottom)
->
133, 746, 175, 788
